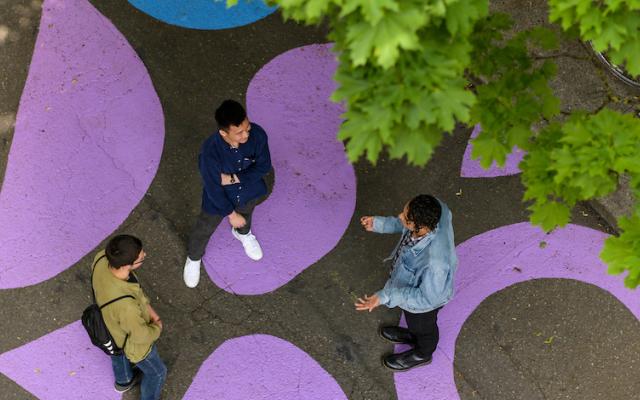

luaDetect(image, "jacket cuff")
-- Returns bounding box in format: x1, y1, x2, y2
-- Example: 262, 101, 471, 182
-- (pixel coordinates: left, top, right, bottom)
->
372, 217, 384, 233
376, 289, 390, 307
149, 323, 162, 341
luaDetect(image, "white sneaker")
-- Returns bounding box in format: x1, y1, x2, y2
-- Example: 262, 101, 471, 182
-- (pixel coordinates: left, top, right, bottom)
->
232, 229, 263, 260
183, 257, 201, 288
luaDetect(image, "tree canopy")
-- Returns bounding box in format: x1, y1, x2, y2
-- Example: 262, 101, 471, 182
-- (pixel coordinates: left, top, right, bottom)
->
230, 0, 640, 287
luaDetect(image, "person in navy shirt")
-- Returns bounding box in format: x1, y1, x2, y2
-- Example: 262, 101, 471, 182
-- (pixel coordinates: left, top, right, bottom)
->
183, 100, 272, 288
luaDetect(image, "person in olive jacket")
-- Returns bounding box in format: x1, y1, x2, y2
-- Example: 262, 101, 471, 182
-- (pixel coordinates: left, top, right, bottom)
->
92, 235, 166, 399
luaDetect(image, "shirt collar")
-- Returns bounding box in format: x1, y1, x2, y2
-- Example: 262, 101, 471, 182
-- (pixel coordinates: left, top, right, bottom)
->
408, 224, 438, 256
213, 132, 236, 150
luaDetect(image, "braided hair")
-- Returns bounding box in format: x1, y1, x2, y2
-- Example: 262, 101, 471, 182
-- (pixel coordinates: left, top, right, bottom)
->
407, 194, 441, 232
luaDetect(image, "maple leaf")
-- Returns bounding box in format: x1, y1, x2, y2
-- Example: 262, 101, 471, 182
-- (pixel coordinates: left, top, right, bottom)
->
346, 9, 426, 68
529, 201, 570, 232
340, 0, 400, 25
445, 0, 488, 36
615, 38, 640, 76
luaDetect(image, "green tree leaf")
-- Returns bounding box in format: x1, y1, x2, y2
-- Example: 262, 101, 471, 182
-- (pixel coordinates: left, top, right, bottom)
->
549, 0, 640, 76
272, 0, 640, 288
602, 215, 640, 288
529, 201, 571, 232
346, 8, 426, 68
340, 0, 400, 25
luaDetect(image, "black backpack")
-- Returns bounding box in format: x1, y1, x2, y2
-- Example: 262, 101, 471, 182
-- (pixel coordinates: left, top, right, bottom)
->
81, 255, 133, 356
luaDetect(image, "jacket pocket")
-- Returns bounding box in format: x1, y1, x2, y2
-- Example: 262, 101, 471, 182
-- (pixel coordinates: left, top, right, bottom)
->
397, 261, 419, 286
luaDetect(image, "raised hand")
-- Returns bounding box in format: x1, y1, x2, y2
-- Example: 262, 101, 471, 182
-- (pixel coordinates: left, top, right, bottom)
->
360, 216, 374, 232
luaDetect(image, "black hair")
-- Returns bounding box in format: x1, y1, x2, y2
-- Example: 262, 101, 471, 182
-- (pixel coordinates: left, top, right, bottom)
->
407, 194, 442, 232
106, 235, 143, 269
215, 100, 247, 131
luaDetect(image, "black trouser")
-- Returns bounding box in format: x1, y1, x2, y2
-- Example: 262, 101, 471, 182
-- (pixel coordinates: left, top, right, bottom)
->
187, 171, 274, 260
187, 198, 260, 260
404, 307, 442, 357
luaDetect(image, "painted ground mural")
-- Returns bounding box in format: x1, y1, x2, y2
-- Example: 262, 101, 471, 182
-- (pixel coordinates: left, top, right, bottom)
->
0, 0, 637, 399
203, 44, 356, 295
182, 335, 348, 400
0, 222, 629, 399
0, 0, 164, 289
0, 321, 119, 400
392, 223, 638, 400
128, 0, 276, 30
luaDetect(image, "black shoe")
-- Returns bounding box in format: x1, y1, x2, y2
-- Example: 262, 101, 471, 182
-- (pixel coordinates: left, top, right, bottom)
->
114, 369, 141, 393
382, 349, 432, 372
378, 326, 416, 344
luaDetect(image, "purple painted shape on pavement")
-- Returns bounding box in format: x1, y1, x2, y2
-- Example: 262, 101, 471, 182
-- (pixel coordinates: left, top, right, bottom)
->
460, 124, 524, 178
0, 0, 164, 288
203, 44, 356, 295
183, 334, 348, 400
0, 321, 119, 400
393, 223, 638, 399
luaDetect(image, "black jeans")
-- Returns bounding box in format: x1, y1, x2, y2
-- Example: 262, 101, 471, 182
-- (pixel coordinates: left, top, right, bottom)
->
404, 307, 442, 357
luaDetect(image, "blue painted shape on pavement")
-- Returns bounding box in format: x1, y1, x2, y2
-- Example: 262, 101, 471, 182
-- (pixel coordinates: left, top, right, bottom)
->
128, 0, 277, 30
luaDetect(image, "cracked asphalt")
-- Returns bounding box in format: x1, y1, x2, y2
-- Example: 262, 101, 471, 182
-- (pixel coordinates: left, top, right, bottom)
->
1, 0, 640, 399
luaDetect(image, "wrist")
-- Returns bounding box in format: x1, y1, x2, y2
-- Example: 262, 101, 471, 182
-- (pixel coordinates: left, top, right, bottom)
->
375, 290, 388, 306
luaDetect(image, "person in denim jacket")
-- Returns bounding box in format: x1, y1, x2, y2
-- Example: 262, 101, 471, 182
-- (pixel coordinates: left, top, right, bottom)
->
356, 194, 457, 371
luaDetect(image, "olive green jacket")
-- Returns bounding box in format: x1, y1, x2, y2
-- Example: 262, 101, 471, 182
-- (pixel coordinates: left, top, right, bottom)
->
91, 251, 161, 363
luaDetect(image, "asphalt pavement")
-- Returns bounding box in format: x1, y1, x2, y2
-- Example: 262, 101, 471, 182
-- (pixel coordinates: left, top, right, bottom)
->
1, 0, 639, 399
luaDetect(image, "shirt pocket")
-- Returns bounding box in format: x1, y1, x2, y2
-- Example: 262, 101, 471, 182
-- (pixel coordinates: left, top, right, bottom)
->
240, 157, 255, 169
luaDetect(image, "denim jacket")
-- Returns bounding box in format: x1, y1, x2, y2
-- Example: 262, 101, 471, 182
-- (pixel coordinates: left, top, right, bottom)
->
374, 200, 457, 313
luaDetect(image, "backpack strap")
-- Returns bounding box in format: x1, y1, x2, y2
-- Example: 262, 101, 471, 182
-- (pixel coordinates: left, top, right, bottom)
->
90, 254, 137, 351
99, 294, 135, 310
98, 294, 135, 351
91, 257, 137, 308
89, 254, 107, 303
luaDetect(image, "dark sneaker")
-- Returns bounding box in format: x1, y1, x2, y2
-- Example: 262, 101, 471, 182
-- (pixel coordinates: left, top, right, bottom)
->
114, 370, 141, 393
382, 349, 432, 372
378, 326, 416, 344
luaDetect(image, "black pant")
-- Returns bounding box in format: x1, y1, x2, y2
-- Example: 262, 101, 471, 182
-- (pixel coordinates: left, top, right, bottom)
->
404, 307, 442, 357
187, 198, 259, 260
187, 171, 274, 260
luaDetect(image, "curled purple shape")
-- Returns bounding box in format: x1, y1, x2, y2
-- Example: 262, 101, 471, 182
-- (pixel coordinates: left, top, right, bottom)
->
0, 321, 118, 400
203, 44, 356, 295
183, 334, 348, 400
460, 124, 524, 178
0, 0, 164, 288
393, 223, 637, 399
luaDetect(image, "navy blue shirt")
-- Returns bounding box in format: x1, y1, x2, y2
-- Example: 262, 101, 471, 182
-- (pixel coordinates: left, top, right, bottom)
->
199, 122, 272, 216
